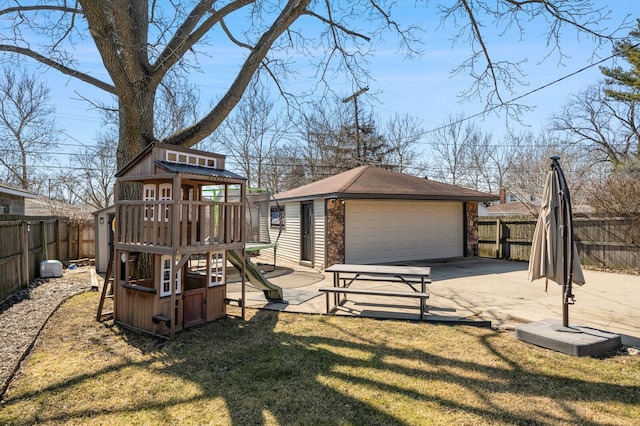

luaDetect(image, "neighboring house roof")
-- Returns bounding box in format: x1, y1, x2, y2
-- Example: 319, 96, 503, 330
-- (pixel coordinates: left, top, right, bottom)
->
25, 196, 93, 219
0, 182, 38, 199
274, 165, 495, 202
484, 201, 538, 216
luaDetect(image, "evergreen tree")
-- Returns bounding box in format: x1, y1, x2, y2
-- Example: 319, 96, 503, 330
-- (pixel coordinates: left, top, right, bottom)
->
601, 20, 640, 102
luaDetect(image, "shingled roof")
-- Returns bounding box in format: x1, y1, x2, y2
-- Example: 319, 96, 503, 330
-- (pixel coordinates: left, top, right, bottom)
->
484, 201, 538, 216
274, 165, 495, 202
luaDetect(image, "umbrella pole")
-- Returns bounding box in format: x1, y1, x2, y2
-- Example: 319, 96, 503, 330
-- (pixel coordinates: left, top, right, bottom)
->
560, 177, 570, 328
551, 156, 576, 329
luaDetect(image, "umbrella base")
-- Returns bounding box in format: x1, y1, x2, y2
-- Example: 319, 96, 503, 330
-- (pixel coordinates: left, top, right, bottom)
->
515, 319, 622, 357
551, 324, 582, 333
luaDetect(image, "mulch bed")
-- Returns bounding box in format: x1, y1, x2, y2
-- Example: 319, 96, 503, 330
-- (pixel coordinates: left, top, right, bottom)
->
0, 268, 93, 398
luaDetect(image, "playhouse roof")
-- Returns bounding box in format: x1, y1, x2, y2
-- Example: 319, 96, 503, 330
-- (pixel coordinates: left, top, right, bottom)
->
154, 161, 245, 180
274, 165, 495, 202
115, 141, 245, 183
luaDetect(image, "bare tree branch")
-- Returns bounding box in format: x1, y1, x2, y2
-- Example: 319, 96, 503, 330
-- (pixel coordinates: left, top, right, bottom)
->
153, 0, 253, 81
0, 44, 115, 93
0, 5, 82, 17
163, 0, 311, 147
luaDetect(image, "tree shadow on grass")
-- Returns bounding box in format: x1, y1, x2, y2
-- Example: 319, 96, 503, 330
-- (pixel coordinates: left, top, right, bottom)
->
1, 302, 638, 425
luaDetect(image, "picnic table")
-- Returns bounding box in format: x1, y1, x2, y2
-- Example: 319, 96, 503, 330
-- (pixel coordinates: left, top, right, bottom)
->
321, 264, 431, 319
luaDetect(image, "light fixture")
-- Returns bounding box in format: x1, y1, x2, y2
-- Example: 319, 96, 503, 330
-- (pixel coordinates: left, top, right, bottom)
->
100, 217, 104, 224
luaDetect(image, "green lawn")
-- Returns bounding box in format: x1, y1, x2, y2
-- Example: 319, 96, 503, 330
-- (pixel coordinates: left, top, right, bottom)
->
1, 292, 639, 425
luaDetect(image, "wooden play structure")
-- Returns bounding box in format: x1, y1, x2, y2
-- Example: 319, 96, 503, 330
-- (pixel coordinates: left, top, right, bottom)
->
97, 142, 248, 338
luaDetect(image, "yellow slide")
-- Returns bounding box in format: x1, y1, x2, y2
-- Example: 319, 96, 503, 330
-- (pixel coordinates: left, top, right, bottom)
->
226, 249, 284, 302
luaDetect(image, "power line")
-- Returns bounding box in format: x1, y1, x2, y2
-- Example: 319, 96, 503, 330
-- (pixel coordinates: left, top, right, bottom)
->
38, 44, 637, 153
3, 43, 635, 184
420, 42, 640, 136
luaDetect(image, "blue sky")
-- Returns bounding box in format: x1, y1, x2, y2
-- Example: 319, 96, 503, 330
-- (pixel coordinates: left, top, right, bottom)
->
18, 2, 640, 167
361, 2, 636, 136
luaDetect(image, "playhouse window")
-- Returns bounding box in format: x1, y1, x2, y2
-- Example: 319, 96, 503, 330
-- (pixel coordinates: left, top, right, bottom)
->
159, 183, 172, 221
187, 254, 206, 275
165, 149, 217, 169
160, 255, 182, 297
143, 184, 156, 221
209, 252, 225, 287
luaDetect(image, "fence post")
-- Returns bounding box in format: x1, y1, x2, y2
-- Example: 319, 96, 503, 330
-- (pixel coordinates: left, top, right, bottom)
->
496, 218, 502, 259
62, 218, 69, 260
40, 219, 48, 260
56, 219, 62, 260
21, 221, 29, 287
78, 221, 83, 260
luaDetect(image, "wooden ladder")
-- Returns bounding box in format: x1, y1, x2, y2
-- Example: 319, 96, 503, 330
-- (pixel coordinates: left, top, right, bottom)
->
96, 246, 114, 321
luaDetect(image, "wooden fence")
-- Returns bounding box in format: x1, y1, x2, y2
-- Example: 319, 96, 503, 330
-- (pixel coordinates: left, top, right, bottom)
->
0, 216, 95, 303
478, 216, 640, 271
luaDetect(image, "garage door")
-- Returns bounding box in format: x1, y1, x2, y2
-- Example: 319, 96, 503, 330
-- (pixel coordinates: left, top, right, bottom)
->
345, 200, 463, 264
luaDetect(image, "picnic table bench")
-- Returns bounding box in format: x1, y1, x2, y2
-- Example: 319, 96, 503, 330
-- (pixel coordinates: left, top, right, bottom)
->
322, 264, 431, 320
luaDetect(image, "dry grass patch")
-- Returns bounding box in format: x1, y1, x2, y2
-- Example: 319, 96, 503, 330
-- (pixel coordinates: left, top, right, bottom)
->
1, 291, 639, 425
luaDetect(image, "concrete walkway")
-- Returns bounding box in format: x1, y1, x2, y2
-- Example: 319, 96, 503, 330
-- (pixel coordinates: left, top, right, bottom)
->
227, 256, 640, 347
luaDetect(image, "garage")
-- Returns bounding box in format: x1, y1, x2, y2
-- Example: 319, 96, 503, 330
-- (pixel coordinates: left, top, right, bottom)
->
345, 200, 463, 263
272, 165, 495, 268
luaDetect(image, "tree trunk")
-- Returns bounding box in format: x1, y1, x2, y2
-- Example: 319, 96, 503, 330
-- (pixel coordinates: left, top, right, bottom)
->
117, 85, 156, 171
116, 87, 156, 279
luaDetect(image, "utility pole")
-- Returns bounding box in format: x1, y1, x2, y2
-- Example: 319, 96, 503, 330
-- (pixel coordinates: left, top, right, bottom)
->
342, 87, 369, 166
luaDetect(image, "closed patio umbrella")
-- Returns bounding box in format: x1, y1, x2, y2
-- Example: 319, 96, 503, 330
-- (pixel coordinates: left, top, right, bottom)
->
528, 156, 585, 329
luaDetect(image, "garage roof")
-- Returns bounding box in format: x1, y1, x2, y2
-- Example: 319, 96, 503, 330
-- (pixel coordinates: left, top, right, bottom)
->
274, 165, 495, 202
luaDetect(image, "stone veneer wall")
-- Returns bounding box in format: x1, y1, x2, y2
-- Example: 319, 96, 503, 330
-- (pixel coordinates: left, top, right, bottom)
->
325, 199, 345, 267
466, 201, 479, 256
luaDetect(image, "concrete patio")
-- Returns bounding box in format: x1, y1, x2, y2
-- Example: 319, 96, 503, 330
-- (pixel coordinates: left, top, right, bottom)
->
227, 256, 640, 347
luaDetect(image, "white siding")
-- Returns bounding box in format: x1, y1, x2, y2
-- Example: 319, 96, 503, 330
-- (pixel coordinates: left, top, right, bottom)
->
268, 199, 326, 269
313, 199, 326, 269
345, 200, 463, 263
270, 202, 300, 264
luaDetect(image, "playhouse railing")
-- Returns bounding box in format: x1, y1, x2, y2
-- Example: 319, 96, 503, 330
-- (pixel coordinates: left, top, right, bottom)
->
115, 200, 243, 248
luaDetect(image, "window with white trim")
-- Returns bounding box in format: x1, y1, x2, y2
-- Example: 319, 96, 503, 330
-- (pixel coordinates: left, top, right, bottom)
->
160, 255, 182, 297
143, 184, 156, 221
209, 252, 225, 287
159, 183, 172, 222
